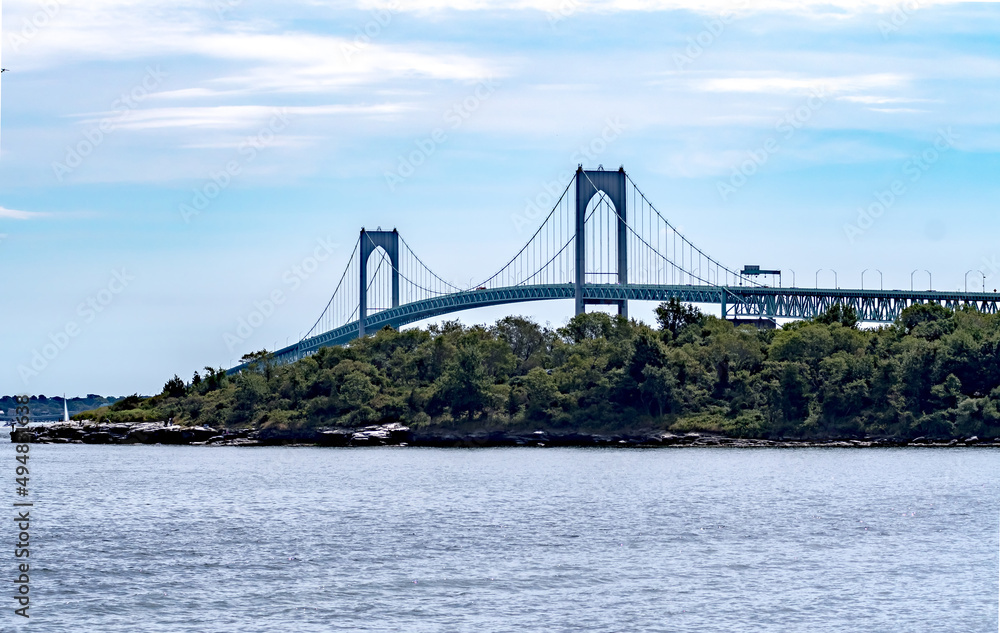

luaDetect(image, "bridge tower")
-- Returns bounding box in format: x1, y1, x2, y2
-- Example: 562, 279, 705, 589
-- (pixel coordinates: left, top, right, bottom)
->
575, 166, 628, 317
359, 228, 400, 338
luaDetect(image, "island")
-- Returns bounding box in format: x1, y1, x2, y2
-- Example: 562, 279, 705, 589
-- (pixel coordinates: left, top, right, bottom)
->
13, 300, 1000, 447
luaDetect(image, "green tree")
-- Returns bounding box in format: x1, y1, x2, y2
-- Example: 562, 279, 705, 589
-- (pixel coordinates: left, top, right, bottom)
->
433, 345, 495, 419
654, 298, 704, 340
897, 303, 953, 339
814, 303, 859, 328
494, 316, 547, 370
162, 375, 186, 398
339, 371, 378, 409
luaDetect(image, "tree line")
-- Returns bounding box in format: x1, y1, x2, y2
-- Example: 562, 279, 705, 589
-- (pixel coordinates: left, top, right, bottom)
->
79, 300, 1000, 439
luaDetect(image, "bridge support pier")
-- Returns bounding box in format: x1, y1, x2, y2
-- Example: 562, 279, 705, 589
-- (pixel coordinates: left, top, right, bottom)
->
359, 228, 400, 338
575, 166, 628, 318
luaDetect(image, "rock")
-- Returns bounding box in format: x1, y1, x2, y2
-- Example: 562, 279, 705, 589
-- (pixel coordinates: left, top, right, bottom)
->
317, 429, 352, 447
180, 426, 219, 443
547, 433, 598, 447
49, 423, 85, 439
344, 423, 413, 446
81, 432, 114, 444
382, 423, 413, 444
350, 429, 388, 445
657, 433, 682, 445
256, 427, 318, 445
222, 438, 260, 447
125, 422, 162, 443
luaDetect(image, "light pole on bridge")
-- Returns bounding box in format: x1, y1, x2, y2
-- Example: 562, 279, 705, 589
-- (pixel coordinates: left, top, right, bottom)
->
862, 270, 884, 290
815, 269, 837, 289
912, 269, 931, 291
861, 269, 882, 290
965, 270, 974, 293
787, 269, 795, 288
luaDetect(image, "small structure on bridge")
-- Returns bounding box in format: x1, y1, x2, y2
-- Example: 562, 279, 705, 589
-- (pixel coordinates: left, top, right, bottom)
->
740, 265, 781, 286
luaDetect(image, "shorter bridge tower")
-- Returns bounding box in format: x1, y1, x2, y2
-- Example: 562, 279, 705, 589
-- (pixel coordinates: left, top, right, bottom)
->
359, 228, 400, 338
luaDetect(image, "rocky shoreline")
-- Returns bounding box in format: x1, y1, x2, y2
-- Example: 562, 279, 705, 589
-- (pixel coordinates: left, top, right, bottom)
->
8, 421, 999, 448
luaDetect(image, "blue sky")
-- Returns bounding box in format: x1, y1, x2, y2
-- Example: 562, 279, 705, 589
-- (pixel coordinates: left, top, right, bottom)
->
2, 0, 1000, 397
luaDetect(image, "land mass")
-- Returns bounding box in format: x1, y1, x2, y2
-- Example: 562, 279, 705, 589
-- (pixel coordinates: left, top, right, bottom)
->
1, 394, 121, 421
16, 300, 1000, 446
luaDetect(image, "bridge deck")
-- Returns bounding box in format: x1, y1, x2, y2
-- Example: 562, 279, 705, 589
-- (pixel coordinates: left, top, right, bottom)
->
227, 284, 1000, 373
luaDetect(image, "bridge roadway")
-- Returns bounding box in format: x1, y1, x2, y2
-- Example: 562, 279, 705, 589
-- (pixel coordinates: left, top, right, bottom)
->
228, 284, 1000, 372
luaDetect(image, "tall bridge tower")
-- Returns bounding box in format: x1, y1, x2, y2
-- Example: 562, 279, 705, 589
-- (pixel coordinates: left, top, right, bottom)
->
576, 166, 628, 317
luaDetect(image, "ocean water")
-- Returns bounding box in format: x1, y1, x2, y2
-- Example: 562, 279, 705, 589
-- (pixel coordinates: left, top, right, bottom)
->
3, 429, 998, 632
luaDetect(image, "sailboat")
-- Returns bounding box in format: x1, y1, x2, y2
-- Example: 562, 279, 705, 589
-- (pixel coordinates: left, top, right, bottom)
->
64, 394, 70, 423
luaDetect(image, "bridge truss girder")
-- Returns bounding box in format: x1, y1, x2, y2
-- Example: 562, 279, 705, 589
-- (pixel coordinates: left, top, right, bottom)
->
726, 287, 1000, 322
230, 284, 1000, 373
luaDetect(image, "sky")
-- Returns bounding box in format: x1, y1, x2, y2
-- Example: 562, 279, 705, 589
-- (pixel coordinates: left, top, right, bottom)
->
2, 0, 1000, 397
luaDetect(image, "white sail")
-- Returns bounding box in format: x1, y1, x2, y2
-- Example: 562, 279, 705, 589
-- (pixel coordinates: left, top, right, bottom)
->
64, 394, 69, 422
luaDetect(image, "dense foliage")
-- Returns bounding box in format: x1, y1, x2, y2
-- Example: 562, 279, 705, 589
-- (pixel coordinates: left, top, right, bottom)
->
79, 300, 1000, 439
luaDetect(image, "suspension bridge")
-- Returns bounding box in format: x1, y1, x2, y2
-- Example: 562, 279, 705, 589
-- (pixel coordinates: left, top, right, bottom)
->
230, 166, 1000, 371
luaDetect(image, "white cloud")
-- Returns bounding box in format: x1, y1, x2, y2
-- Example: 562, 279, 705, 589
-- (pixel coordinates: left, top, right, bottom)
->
839, 95, 933, 104
0, 207, 48, 220
868, 107, 928, 113
3, 4, 498, 87
694, 73, 910, 96
85, 104, 413, 132
356, 0, 996, 15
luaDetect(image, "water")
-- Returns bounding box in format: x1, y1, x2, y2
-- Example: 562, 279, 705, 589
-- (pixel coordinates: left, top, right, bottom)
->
3, 430, 999, 632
